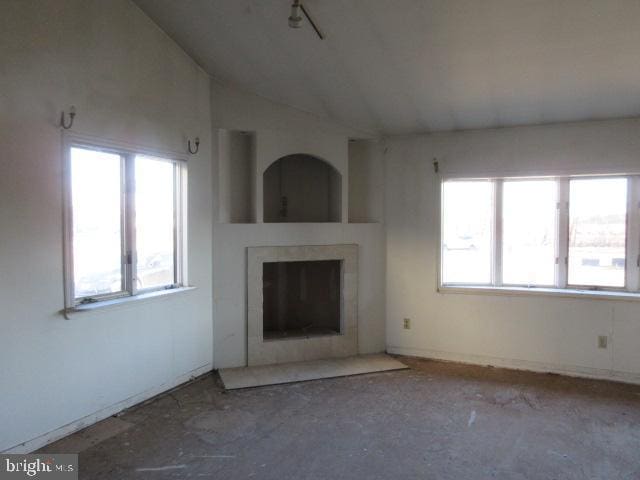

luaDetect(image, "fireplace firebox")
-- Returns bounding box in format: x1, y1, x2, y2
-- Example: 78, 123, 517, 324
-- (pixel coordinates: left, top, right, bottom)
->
247, 244, 358, 366
263, 260, 341, 340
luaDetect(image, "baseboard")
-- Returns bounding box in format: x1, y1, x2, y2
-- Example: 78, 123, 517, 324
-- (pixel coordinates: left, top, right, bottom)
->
386, 346, 640, 386
2, 363, 213, 454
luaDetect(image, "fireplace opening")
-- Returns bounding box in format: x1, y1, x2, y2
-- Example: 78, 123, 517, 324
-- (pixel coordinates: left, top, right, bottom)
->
263, 260, 342, 340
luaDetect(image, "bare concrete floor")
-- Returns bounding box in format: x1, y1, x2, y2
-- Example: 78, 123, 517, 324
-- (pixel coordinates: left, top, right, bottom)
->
41, 357, 640, 479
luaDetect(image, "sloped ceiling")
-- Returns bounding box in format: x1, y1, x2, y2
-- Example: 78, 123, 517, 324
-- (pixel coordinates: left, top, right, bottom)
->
133, 0, 640, 135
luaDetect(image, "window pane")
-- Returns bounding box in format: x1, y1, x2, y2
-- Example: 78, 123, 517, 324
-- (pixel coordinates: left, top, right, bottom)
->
71, 147, 123, 298
135, 156, 176, 290
502, 180, 557, 285
568, 178, 627, 288
442, 181, 493, 284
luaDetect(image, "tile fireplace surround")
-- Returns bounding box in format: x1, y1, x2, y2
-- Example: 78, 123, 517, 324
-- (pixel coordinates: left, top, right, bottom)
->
247, 244, 358, 366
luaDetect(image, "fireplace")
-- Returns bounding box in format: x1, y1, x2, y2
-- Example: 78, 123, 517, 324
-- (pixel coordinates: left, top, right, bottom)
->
247, 245, 358, 366
263, 260, 341, 340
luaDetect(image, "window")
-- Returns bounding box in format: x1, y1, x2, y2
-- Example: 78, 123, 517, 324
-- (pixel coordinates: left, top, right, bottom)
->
441, 175, 640, 294
441, 181, 494, 284
502, 180, 557, 286
65, 144, 186, 307
71, 148, 124, 299
134, 156, 179, 291
568, 178, 627, 288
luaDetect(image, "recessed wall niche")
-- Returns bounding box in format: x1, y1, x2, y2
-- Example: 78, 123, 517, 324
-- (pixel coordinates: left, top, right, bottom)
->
217, 129, 256, 223
348, 139, 383, 223
263, 154, 342, 223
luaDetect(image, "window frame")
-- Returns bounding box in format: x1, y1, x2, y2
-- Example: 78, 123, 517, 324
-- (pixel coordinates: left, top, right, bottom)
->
439, 174, 640, 297
565, 175, 631, 292
63, 135, 188, 310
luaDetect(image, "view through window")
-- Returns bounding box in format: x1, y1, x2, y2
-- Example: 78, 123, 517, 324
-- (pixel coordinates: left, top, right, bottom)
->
71, 148, 124, 298
135, 155, 176, 290
69, 146, 183, 304
502, 180, 557, 286
441, 176, 637, 292
442, 181, 493, 284
568, 178, 627, 288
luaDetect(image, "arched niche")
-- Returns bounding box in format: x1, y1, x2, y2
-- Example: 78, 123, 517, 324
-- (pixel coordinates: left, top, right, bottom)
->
263, 154, 342, 223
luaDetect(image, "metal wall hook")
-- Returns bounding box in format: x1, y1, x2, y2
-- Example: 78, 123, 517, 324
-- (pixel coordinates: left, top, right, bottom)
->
188, 137, 200, 155
60, 106, 76, 130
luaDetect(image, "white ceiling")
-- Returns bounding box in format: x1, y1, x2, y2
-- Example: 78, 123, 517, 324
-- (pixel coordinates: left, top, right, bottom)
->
133, 0, 640, 135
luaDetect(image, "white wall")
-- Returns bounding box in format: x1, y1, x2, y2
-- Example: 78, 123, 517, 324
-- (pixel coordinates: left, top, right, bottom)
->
210, 82, 386, 368
210, 80, 370, 139
384, 118, 640, 384
0, 0, 213, 452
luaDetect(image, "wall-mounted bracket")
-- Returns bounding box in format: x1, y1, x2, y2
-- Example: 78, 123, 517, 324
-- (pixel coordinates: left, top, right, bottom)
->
60, 106, 76, 130
188, 137, 200, 155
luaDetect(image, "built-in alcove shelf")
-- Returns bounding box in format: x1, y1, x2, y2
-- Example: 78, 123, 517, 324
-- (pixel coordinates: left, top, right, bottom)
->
218, 129, 256, 223
217, 130, 383, 224
264, 154, 341, 223
348, 139, 383, 223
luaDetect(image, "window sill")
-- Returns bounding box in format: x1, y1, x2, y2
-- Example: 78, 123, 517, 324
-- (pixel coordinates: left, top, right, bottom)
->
438, 285, 640, 302
62, 286, 197, 318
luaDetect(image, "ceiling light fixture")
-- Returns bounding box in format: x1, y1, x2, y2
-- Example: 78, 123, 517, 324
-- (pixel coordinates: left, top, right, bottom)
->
287, 0, 324, 40
288, 0, 303, 28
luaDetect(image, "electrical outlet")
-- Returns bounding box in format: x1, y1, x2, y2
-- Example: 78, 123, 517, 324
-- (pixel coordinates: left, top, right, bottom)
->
598, 335, 608, 349
403, 318, 411, 330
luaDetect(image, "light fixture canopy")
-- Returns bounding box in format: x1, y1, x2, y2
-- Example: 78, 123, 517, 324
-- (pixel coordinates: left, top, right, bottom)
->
287, 0, 324, 39
288, 1, 302, 28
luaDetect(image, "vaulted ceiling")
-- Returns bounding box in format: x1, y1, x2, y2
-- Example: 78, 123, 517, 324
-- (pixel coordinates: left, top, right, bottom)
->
133, 0, 640, 135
